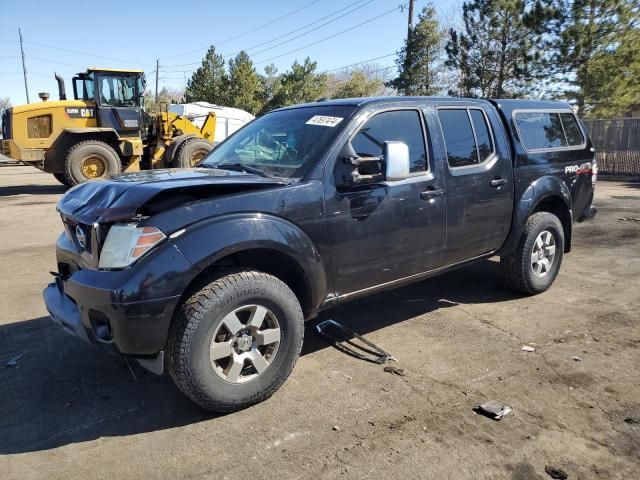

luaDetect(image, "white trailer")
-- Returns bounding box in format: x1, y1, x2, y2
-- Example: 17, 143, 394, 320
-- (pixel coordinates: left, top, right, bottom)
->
168, 102, 254, 143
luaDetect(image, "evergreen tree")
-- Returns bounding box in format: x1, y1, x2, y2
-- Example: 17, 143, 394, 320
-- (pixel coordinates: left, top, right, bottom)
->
332, 70, 385, 99
266, 58, 326, 110
388, 4, 442, 95
554, 0, 640, 114
583, 24, 640, 117
260, 64, 281, 109
446, 0, 541, 98
226, 51, 263, 114
184, 46, 228, 104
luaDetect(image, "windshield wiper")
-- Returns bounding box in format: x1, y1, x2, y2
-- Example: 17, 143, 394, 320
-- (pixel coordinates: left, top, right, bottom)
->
208, 163, 270, 178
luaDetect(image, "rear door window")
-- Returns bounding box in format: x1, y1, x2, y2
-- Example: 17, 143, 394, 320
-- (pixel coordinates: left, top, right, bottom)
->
438, 108, 495, 168
438, 109, 478, 167
559, 113, 584, 146
515, 112, 568, 150
469, 109, 493, 162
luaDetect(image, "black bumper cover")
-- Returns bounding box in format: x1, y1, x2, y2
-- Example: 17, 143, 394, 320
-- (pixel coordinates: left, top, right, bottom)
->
43, 235, 195, 363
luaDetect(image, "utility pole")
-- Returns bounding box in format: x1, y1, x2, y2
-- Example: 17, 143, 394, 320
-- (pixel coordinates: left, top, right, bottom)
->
155, 58, 160, 103
407, 0, 415, 40
18, 28, 30, 104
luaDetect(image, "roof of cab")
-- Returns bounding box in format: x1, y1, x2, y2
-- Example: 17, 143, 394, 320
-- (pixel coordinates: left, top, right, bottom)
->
274, 96, 573, 112
86, 68, 145, 74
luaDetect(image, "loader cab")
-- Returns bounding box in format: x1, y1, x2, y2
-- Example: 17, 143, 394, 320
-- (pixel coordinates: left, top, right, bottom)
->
73, 68, 145, 137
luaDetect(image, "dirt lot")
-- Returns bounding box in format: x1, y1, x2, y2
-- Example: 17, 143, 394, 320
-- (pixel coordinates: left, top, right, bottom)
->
0, 164, 638, 480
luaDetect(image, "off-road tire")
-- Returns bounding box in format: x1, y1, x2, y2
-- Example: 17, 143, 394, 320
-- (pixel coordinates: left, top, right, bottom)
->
52, 172, 72, 187
173, 138, 214, 168
500, 212, 565, 295
167, 270, 304, 412
64, 140, 121, 186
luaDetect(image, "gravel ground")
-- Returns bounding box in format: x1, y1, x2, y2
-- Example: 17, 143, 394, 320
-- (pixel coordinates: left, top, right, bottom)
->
0, 164, 639, 480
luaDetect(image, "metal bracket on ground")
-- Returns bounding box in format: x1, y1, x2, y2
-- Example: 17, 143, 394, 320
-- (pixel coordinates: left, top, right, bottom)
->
315, 319, 397, 365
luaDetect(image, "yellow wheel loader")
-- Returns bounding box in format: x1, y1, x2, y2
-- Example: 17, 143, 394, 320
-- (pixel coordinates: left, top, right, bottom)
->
0, 68, 217, 186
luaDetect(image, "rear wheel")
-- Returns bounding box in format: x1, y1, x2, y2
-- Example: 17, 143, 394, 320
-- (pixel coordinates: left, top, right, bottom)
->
64, 140, 121, 185
173, 138, 214, 168
167, 270, 304, 412
500, 212, 564, 295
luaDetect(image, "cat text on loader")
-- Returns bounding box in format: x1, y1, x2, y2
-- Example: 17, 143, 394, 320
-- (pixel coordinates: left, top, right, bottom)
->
0, 68, 216, 186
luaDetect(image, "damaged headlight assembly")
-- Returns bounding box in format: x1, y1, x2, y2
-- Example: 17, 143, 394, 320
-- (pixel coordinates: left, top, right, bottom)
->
98, 224, 166, 269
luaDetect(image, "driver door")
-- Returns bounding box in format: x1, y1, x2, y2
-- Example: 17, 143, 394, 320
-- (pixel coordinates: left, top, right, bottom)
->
324, 108, 446, 297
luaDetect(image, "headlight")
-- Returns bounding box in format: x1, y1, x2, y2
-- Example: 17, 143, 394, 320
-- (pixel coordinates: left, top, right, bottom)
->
98, 224, 165, 269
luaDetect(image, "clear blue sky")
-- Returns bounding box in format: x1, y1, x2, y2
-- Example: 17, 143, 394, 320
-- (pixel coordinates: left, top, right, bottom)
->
0, 0, 460, 105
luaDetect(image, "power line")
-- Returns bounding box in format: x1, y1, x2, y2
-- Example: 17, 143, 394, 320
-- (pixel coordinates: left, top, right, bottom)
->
159, 18, 400, 82
162, 0, 321, 60
322, 53, 397, 73
230, 0, 378, 60
23, 40, 152, 67
254, 5, 403, 65
27, 55, 86, 68
163, 0, 376, 68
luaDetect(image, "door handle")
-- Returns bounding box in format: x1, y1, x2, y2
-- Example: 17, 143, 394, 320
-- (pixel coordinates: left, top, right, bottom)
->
420, 188, 444, 200
490, 178, 508, 188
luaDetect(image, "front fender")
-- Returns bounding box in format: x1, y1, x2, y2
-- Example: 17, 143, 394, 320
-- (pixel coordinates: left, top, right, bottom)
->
170, 213, 327, 314
498, 175, 572, 256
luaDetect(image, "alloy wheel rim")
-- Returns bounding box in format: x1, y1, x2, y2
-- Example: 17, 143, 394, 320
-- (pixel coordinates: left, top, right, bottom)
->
81, 155, 107, 178
209, 305, 281, 384
190, 149, 208, 167
531, 230, 556, 277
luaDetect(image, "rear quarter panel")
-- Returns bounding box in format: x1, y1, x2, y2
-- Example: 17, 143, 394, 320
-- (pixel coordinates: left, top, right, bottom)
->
492, 101, 595, 250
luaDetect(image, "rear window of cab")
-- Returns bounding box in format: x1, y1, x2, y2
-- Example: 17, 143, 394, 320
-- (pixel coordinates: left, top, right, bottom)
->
514, 111, 585, 151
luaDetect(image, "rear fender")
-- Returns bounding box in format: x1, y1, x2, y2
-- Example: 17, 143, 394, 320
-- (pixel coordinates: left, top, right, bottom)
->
498, 175, 572, 256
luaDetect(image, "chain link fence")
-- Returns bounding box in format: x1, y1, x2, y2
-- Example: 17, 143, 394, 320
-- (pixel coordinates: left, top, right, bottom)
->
583, 119, 640, 176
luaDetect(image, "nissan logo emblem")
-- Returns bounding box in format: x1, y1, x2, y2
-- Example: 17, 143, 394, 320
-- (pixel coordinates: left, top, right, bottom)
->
75, 225, 87, 250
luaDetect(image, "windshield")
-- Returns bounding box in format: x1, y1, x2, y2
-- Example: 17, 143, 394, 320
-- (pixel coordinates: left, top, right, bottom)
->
201, 105, 357, 178
98, 75, 138, 107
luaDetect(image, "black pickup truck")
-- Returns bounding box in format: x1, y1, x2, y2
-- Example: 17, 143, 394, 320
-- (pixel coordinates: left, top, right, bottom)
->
44, 96, 597, 411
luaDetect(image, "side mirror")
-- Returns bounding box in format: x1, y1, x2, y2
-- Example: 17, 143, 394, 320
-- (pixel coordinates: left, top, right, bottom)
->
384, 141, 410, 181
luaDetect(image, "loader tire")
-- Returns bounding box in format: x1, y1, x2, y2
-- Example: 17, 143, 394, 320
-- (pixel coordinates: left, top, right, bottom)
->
174, 138, 214, 168
64, 140, 121, 185
52, 173, 72, 187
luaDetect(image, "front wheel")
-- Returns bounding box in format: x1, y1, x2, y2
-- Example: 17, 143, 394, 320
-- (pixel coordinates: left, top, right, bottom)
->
173, 138, 214, 168
500, 212, 565, 295
167, 271, 304, 412
64, 140, 122, 185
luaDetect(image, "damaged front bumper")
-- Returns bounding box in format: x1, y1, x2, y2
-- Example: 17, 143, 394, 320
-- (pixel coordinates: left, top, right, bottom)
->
43, 233, 195, 374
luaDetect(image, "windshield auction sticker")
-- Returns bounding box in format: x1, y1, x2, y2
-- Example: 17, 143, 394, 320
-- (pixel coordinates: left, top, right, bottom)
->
306, 115, 343, 127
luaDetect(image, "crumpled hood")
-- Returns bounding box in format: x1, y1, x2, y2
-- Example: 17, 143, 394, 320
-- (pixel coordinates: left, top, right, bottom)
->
58, 168, 288, 225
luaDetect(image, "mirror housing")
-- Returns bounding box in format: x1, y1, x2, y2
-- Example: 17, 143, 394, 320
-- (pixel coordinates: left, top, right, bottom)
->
384, 141, 410, 181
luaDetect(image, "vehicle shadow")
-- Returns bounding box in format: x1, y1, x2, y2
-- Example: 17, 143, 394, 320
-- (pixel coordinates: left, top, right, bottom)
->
0, 259, 520, 455
0, 184, 68, 197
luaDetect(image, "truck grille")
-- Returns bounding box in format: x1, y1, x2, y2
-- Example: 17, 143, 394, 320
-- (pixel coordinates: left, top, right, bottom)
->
62, 217, 92, 254
60, 214, 110, 270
